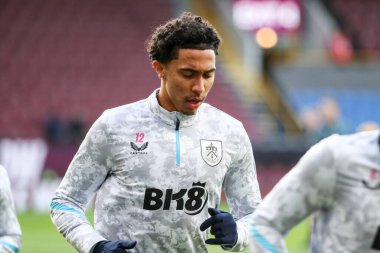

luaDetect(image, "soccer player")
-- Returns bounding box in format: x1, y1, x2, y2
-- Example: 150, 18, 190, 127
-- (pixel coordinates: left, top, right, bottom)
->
50, 12, 261, 253
0, 165, 22, 253
249, 130, 380, 253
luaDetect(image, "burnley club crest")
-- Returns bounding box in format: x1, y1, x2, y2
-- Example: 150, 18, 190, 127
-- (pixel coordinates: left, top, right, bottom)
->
200, 139, 223, 167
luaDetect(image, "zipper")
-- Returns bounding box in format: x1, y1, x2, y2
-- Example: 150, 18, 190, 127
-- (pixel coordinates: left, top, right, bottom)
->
175, 118, 181, 167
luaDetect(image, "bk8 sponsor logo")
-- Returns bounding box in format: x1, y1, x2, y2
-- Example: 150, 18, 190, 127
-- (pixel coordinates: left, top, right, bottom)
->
143, 182, 208, 215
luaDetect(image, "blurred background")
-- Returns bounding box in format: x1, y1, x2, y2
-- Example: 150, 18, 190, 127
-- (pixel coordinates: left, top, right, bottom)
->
0, 0, 379, 252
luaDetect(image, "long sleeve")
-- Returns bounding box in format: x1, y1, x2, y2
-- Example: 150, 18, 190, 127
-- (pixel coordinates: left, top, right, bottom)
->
0, 166, 22, 253
249, 137, 337, 253
51, 93, 266, 253
223, 124, 262, 252
50, 112, 111, 253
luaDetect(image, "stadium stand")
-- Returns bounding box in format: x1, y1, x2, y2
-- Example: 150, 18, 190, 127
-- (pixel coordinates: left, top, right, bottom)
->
272, 62, 380, 135
260, 0, 380, 145
6, 0, 379, 199
0, 0, 257, 140
0, 0, 171, 138
0, 0, 259, 175
321, 0, 380, 52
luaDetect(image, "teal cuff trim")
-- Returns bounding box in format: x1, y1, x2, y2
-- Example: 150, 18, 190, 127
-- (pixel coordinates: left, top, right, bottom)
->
250, 224, 279, 253
50, 201, 83, 216
0, 240, 19, 253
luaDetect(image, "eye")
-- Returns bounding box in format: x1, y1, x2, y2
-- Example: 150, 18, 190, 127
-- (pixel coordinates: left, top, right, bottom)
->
203, 71, 214, 79
181, 70, 196, 78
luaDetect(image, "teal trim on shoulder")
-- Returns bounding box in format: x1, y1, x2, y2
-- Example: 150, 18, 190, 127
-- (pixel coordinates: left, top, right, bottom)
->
0, 240, 19, 253
50, 201, 83, 216
250, 224, 280, 253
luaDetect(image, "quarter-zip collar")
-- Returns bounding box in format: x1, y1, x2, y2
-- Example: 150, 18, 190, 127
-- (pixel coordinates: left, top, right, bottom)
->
147, 89, 200, 127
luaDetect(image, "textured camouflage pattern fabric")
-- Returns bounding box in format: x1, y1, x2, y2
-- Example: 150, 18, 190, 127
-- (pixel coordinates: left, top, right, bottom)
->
0, 165, 22, 253
249, 130, 380, 253
51, 89, 262, 253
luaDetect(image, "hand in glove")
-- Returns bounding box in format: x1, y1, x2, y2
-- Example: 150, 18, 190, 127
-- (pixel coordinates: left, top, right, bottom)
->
200, 207, 238, 246
92, 240, 137, 253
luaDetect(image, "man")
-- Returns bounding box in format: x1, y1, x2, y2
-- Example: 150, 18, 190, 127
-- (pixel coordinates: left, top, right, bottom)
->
0, 165, 22, 253
50, 12, 261, 253
249, 130, 380, 253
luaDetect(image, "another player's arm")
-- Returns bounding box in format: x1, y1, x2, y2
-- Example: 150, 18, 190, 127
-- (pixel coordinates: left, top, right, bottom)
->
249, 137, 337, 253
0, 167, 22, 253
221, 124, 262, 252
50, 111, 112, 253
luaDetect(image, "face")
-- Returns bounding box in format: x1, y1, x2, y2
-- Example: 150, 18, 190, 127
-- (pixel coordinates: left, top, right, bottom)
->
153, 49, 216, 115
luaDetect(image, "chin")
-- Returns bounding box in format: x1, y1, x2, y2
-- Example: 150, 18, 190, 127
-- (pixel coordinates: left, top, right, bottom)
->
182, 110, 197, 115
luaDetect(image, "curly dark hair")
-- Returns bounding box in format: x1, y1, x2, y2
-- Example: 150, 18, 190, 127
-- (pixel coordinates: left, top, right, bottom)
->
146, 12, 222, 64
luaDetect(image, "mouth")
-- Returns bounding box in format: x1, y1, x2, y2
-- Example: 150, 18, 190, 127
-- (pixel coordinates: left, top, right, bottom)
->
186, 97, 204, 109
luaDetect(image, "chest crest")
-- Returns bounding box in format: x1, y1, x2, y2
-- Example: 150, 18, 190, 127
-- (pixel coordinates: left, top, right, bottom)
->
200, 139, 223, 167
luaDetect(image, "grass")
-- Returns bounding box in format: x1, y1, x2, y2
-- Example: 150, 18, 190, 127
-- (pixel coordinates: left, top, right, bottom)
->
18, 211, 77, 253
17, 207, 310, 253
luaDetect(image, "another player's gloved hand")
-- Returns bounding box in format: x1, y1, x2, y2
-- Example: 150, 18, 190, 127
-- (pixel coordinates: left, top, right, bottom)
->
200, 207, 238, 246
92, 240, 137, 253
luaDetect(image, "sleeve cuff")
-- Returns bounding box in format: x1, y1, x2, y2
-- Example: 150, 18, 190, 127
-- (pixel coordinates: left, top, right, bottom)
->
221, 221, 249, 252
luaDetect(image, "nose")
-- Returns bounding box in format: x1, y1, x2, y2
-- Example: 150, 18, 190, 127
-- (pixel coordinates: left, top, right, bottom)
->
192, 76, 205, 94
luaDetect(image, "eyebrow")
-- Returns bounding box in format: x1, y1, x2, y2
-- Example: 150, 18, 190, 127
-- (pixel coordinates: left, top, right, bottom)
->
179, 68, 216, 74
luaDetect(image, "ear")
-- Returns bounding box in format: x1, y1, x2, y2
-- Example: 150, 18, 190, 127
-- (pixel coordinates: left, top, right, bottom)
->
152, 60, 165, 79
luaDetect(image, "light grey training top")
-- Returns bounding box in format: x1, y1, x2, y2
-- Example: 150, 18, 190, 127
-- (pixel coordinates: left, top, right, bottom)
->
0, 165, 22, 253
250, 130, 380, 253
51, 89, 262, 253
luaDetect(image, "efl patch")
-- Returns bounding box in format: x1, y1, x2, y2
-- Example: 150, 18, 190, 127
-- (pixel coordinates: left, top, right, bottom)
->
362, 168, 380, 190
200, 139, 223, 167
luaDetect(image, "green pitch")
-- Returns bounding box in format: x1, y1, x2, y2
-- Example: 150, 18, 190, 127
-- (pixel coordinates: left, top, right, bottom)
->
17, 207, 309, 253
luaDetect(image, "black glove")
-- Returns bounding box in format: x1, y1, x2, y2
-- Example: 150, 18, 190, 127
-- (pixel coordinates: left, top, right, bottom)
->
200, 207, 238, 246
92, 240, 137, 253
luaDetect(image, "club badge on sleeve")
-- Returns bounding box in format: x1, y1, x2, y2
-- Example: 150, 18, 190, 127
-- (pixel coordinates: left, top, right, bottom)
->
200, 139, 223, 167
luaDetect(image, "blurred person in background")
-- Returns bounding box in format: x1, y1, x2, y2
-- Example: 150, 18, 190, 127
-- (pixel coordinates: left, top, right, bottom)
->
356, 121, 379, 132
299, 106, 321, 145
50, 12, 261, 253
43, 112, 64, 145
249, 130, 380, 253
316, 96, 348, 140
0, 165, 22, 253
299, 96, 349, 146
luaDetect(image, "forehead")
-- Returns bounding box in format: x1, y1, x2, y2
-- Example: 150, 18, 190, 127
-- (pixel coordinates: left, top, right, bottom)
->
170, 49, 216, 70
